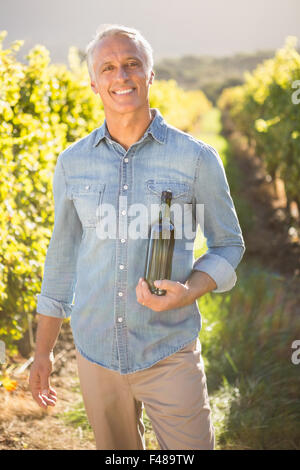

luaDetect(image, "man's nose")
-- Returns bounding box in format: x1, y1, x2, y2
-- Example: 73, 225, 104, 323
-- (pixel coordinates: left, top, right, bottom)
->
115, 66, 129, 80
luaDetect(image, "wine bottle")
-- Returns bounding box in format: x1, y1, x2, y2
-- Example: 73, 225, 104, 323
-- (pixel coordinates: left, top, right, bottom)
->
144, 190, 175, 295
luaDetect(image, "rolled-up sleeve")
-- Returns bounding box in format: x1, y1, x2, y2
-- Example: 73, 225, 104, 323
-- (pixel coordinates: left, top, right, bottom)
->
192, 143, 245, 293
36, 153, 83, 318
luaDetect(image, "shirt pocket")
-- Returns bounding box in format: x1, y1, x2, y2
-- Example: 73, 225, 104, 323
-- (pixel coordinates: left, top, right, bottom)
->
67, 182, 106, 228
146, 179, 193, 238
146, 179, 191, 202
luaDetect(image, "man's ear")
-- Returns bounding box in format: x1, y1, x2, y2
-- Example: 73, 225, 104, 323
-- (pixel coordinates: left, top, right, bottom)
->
149, 70, 155, 85
90, 80, 98, 95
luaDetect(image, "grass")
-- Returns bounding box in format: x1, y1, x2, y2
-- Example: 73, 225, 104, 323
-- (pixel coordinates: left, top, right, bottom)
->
198, 261, 300, 449
58, 400, 92, 431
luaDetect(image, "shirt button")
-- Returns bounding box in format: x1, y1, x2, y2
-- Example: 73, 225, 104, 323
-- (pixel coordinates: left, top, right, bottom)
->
118, 292, 123, 297
119, 264, 124, 270
85, 185, 90, 190
121, 210, 126, 216
123, 185, 128, 190
124, 157, 129, 163
121, 238, 126, 243
117, 317, 123, 323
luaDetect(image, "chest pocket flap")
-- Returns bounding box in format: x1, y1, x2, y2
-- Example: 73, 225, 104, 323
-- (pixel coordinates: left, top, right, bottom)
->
146, 180, 191, 201
67, 182, 106, 227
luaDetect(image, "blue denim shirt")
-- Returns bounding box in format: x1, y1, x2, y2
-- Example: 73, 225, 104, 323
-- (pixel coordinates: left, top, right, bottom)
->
36, 108, 245, 374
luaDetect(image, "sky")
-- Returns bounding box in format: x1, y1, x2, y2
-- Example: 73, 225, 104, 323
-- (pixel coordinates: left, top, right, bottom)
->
1, 0, 300, 65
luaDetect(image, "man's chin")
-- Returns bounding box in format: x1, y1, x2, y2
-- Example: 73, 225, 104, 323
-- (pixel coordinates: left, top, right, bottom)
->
109, 103, 143, 115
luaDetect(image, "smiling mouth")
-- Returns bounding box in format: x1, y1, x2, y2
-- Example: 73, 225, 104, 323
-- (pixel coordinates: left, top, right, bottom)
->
112, 88, 136, 96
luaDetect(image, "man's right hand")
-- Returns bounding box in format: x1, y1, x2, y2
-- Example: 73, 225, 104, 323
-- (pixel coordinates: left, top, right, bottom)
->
29, 354, 57, 409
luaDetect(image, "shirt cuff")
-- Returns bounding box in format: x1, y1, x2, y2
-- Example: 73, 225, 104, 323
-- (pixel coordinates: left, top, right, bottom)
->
36, 294, 73, 319
192, 253, 237, 293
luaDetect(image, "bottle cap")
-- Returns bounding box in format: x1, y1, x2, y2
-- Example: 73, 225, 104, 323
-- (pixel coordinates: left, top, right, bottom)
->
161, 190, 172, 204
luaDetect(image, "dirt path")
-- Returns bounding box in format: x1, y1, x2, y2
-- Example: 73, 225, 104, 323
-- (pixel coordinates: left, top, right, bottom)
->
0, 322, 95, 450
221, 115, 300, 282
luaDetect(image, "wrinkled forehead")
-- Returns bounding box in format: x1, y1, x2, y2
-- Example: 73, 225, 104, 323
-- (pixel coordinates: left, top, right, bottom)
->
92, 35, 147, 65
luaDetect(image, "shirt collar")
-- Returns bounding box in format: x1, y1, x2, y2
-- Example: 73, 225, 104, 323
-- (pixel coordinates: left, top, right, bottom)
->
93, 108, 167, 148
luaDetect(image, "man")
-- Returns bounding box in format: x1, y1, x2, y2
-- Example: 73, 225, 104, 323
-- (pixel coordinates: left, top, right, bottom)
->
29, 24, 245, 450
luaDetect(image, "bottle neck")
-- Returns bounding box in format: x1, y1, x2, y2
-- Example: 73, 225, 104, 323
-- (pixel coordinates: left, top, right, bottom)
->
160, 201, 171, 221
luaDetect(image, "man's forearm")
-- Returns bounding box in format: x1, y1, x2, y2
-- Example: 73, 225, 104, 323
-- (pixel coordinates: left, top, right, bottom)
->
35, 314, 63, 356
185, 270, 217, 302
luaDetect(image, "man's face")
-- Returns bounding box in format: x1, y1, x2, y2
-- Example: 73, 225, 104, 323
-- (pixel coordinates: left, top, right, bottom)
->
90, 34, 154, 116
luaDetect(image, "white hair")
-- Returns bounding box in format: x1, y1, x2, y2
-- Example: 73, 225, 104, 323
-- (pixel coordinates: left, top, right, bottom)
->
85, 24, 154, 81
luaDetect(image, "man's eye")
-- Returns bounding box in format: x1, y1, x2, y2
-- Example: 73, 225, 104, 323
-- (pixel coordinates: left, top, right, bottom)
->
128, 62, 138, 67
103, 65, 114, 71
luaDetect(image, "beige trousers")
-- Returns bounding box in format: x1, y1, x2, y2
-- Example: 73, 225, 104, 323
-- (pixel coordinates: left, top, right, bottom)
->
75, 338, 215, 450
